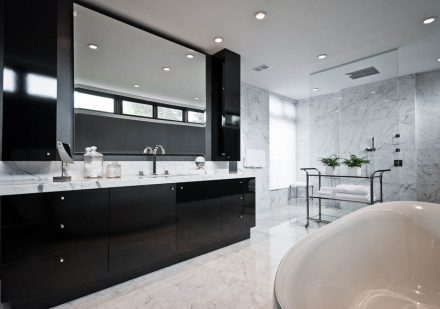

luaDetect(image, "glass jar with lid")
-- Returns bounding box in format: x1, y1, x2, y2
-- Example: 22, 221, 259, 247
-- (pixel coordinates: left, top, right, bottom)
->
84, 146, 103, 178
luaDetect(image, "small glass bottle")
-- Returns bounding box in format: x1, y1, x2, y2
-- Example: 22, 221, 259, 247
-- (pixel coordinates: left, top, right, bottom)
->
106, 161, 121, 178
84, 146, 103, 178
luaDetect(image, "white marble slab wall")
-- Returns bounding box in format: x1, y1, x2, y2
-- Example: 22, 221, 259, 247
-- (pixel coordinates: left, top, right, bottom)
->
415, 70, 440, 202
296, 73, 426, 203
239, 83, 270, 209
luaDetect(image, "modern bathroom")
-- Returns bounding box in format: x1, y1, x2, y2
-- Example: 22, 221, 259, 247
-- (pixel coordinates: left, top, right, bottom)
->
0, 0, 439, 308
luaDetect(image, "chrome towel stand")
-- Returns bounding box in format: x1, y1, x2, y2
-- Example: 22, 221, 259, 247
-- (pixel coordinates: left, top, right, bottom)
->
301, 168, 391, 228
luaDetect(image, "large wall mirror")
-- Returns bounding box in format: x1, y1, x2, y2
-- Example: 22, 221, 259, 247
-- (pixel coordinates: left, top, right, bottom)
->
73, 4, 207, 156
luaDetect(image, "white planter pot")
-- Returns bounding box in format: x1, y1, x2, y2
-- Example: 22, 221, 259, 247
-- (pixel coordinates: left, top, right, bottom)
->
324, 166, 335, 175
347, 167, 361, 176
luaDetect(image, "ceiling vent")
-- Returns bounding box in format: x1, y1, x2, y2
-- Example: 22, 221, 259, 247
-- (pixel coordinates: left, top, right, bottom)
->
251, 64, 272, 72
346, 66, 380, 79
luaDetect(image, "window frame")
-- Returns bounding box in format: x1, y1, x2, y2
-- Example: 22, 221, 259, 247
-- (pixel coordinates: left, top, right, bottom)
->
74, 87, 206, 125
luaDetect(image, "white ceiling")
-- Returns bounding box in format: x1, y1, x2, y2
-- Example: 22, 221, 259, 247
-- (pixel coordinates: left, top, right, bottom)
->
79, 0, 440, 100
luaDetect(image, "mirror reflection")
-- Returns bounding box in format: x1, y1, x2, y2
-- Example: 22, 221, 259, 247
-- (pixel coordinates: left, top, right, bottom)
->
73, 4, 207, 156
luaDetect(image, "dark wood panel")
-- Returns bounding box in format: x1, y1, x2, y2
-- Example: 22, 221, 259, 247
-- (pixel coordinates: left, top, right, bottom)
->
109, 184, 176, 273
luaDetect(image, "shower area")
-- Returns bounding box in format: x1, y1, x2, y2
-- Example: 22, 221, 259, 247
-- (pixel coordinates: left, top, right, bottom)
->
296, 45, 440, 220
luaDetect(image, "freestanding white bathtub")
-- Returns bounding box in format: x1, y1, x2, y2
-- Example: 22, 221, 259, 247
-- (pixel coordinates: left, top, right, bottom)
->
274, 201, 440, 309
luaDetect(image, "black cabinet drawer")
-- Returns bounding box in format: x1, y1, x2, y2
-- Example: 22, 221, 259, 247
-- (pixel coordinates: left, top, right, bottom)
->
1, 189, 109, 227
1, 211, 108, 264
0, 245, 108, 307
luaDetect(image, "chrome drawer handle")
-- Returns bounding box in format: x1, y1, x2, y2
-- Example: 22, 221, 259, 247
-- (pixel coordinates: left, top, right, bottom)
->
171, 187, 174, 191
240, 196, 243, 200
59, 258, 64, 263
60, 224, 65, 229
60, 196, 65, 201
180, 186, 184, 190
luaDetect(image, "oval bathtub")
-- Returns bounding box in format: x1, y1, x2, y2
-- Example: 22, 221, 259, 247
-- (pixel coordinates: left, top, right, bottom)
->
274, 201, 440, 309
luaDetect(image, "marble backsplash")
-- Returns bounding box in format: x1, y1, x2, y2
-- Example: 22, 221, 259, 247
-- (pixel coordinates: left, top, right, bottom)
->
0, 82, 274, 209
296, 69, 440, 203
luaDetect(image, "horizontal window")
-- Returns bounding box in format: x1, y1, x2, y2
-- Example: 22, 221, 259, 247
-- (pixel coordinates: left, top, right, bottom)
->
122, 100, 153, 118
157, 106, 183, 122
188, 110, 206, 124
74, 91, 114, 113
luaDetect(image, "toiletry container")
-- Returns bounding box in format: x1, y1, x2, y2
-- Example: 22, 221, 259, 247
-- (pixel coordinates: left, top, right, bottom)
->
84, 146, 103, 178
106, 161, 121, 178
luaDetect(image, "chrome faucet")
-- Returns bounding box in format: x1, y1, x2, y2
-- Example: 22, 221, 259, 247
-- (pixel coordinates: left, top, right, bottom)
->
152, 145, 166, 175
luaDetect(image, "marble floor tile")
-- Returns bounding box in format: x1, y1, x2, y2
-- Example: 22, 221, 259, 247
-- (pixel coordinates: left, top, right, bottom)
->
56, 202, 338, 309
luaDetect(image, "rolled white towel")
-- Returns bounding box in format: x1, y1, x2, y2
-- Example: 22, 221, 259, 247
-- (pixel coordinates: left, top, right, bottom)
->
335, 184, 369, 196
316, 187, 335, 197
335, 193, 372, 203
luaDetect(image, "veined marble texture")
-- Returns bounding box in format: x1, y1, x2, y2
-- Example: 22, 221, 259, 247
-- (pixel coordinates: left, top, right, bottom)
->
416, 70, 440, 202
295, 71, 440, 203
240, 83, 271, 209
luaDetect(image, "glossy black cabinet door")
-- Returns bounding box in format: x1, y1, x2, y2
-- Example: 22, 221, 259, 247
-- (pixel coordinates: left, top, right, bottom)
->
109, 185, 176, 273
1, 245, 108, 308
1, 190, 109, 265
211, 49, 241, 161
176, 181, 222, 253
0, 189, 109, 308
2, 0, 58, 160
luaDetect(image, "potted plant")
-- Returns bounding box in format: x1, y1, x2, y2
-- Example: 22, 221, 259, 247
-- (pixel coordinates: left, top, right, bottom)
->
342, 154, 370, 176
319, 154, 341, 175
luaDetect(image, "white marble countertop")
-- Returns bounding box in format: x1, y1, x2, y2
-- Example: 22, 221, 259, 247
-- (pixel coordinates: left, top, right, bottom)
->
0, 172, 256, 196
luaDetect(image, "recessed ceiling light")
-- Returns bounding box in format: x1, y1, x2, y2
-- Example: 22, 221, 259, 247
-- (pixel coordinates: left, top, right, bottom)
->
88, 44, 98, 50
163, 67, 171, 71
370, 91, 376, 94
384, 99, 390, 102
186, 54, 195, 59
254, 11, 267, 20
318, 54, 327, 60
437, 58, 440, 62
423, 16, 437, 24
133, 84, 140, 88
194, 97, 199, 100
213, 37, 223, 43
312, 88, 319, 92
339, 97, 343, 100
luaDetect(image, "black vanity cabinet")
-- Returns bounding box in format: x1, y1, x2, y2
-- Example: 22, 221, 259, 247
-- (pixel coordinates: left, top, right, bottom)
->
0, 189, 109, 308
109, 184, 177, 275
211, 49, 241, 161
0, 178, 255, 308
176, 181, 223, 254
221, 178, 256, 240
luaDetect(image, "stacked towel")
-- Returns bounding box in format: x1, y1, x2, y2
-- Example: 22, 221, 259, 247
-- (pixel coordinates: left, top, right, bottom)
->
334, 184, 372, 202
334, 193, 371, 203
316, 186, 335, 197
334, 184, 369, 195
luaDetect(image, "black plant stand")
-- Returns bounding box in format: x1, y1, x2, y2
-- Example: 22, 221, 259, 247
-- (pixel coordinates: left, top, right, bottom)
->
301, 168, 391, 228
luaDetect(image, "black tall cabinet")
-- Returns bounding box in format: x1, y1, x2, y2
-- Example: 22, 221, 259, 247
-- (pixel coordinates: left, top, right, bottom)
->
211, 49, 241, 161
1, 0, 73, 161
